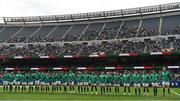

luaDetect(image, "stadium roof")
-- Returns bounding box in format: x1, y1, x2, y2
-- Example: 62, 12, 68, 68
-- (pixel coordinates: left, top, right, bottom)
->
1, 2, 180, 24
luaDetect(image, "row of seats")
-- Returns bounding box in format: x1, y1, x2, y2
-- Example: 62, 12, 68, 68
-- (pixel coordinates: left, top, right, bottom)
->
4, 25, 180, 43
0, 15, 180, 43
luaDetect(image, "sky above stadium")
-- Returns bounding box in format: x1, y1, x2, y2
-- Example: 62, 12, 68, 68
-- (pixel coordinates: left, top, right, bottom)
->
0, 0, 179, 17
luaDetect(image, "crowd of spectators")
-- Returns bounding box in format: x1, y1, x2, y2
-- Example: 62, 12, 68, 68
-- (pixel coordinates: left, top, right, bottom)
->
7, 36, 27, 43
162, 26, 180, 36
1, 24, 180, 57
1, 38, 180, 57
137, 28, 159, 37
79, 29, 100, 41
97, 27, 118, 40
117, 25, 138, 39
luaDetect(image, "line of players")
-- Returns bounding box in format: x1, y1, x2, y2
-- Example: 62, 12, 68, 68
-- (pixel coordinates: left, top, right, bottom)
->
2, 68, 171, 96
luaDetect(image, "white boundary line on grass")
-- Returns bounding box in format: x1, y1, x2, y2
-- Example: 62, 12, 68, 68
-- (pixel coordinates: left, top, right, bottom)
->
0, 100, 178, 101
170, 90, 180, 96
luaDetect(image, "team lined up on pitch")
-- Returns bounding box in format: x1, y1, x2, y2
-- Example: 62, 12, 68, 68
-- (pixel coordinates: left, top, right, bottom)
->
2, 68, 171, 96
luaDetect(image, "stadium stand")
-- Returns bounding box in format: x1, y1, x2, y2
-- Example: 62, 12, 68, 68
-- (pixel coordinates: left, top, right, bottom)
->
0, 2, 180, 71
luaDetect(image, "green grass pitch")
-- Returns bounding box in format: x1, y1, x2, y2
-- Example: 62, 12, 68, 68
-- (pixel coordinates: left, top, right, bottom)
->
0, 86, 179, 100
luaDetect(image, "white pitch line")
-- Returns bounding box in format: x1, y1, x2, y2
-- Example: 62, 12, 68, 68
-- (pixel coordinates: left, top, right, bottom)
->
170, 90, 180, 96
0, 100, 174, 101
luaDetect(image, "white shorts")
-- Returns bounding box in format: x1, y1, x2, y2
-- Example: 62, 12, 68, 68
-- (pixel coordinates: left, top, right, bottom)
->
84, 82, 89, 86
69, 81, 74, 85
78, 82, 83, 86
52, 82, 57, 86
40, 82, 45, 85
56, 81, 61, 85
15, 82, 21, 85
134, 83, 141, 87
100, 83, 105, 86
28, 82, 33, 85
63, 82, 67, 85
143, 83, 149, 87
35, 80, 40, 85
3, 81, 9, 85
162, 81, 170, 86
91, 83, 97, 86
124, 83, 130, 87
22, 82, 27, 85
106, 83, 111, 86
44, 83, 50, 86
9, 82, 14, 85
152, 82, 159, 87
114, 84, 120, 86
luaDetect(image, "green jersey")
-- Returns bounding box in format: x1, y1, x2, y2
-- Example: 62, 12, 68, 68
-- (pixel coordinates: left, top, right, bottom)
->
77, 74, 83, 82
89, 74, 93, 83
49, 75, 52, 83
117, 75, 123, 83
56, 73, 62, 81
20, 74, 24, 82
5, 73, 13, 82
30, 74, 34, 82
105, 74, 113, 83
123, 74, 131, 83
68, 72, 75, 82
113, 74, 122, 84
40, 73, 46, 82
22, 74, 27, 82
104, 75, 108, 83
150, 73, 159, 82
62, 73, 68, 82
133, 74, 141, 83
33, 72, 41, 80
44, 74, 50, 83
9, 73, 15, 82
83, 73, 89, 82
3, 73, 10, 81
38, 73, 43, 80
142, 74, 150, 83
25, 74, 31, 82
15, 74, 22, 82
90, 74, 98, 83
51, 74, 57, 82
99, 74, 105, 83
162, 71, 171, 82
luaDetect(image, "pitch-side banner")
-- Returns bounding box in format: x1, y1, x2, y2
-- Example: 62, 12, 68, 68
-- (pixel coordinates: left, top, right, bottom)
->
158, 81, 180, 88
0, 80, 179, 87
